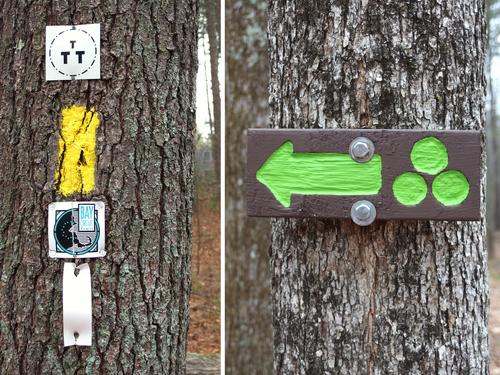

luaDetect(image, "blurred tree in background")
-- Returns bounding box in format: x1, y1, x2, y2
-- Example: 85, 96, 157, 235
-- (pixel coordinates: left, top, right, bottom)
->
185, 2, 221, 372
199, 0, 221, 186
486, 0, 500, 257
225, 0, 273, 373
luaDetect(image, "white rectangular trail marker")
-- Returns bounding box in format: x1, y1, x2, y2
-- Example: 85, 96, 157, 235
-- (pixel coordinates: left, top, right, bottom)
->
46, 24, 100, 81
63, 262, 92, 346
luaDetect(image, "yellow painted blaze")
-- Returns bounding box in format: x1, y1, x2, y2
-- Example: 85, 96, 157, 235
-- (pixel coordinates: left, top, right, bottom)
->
56, 106, 99, 196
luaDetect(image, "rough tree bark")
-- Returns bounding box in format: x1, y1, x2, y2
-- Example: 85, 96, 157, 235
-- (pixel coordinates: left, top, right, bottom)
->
225, 0, 273, 373
268, 1, 489, 374
0, 1, 197, 374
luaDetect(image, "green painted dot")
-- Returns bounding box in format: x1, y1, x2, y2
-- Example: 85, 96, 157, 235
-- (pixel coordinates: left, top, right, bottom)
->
392, 172, 428, 206
410, 137, 448, 175
432, 170, 469, 206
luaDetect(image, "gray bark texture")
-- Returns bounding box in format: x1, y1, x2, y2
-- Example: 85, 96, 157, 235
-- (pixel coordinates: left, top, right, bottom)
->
0, 1, 197, 374
225, 0, 273, 373
268, 1, 489, 374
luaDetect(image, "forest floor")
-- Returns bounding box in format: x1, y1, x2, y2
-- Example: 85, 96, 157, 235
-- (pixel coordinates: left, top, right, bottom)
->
187, 194, 220, 371
490, 236, 500, 373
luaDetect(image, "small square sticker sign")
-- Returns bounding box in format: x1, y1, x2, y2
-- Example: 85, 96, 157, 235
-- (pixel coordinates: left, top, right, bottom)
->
46, 24, 100, 81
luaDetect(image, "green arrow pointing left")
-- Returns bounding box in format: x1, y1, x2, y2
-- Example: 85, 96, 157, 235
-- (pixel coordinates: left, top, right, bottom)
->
256, 141, 382, 208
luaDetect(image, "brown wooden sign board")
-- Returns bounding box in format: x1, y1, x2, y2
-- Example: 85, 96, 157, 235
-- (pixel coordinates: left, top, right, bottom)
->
247, 129, 481, 220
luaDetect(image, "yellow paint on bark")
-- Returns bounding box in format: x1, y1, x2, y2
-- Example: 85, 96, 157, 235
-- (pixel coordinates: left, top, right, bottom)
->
56, 106, 99, 196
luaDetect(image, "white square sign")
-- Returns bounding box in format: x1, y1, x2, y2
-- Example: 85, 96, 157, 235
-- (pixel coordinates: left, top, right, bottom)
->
46, 24, 100, 81
48, 201, 106, 258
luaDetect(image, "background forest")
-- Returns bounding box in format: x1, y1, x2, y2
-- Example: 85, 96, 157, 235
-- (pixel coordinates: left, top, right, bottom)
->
187, 0, 221, 373
487, 0, 500, 369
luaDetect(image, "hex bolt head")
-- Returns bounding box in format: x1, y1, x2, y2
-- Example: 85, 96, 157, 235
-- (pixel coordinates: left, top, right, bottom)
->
352, 142, 369, 158
355, 204, 371, 220
351, 200, 376, 226
349, 137, 375, 163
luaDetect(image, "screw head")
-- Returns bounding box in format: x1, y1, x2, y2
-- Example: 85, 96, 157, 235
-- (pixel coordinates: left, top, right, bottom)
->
351, 200, 376, 226
355, 203, 371, 220
349, 137, 375, 163
352, 142, 370, 158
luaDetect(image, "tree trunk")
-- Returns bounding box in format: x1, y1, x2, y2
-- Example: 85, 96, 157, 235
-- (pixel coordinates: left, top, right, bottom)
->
207, 0, 221, 184
0, 1, 197, 374
225, 0, 273, 373
268, 1, 488, 374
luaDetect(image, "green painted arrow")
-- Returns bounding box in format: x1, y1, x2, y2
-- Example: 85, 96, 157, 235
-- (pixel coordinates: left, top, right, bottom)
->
256, 141, 382, 208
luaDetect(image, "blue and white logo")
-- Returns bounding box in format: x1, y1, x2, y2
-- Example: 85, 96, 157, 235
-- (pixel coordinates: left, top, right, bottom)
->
79, 204, 95, 232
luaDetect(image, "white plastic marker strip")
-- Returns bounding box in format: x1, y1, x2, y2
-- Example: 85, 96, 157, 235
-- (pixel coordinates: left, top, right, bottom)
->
63, 262, 92, 346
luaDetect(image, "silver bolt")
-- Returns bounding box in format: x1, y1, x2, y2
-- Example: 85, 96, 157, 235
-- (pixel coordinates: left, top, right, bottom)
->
355, 204, 371, 220
352, 142, 369, 158
351, 200, 376, 226
349, 137, 375, 163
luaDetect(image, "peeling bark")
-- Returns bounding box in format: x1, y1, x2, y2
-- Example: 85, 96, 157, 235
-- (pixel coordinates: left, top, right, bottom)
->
268, 1, 489, 374
0, 1, 197, 374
